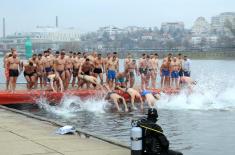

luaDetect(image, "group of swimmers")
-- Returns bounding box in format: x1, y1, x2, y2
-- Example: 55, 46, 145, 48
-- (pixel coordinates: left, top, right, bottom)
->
3, 48, 196, 112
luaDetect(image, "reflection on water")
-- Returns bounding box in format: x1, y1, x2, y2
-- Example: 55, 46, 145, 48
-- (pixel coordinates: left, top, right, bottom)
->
3, 59, 235, 155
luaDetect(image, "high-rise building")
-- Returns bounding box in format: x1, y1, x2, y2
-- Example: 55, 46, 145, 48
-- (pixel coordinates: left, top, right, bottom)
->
211, 12, 235, 35
191, 17, 210, 36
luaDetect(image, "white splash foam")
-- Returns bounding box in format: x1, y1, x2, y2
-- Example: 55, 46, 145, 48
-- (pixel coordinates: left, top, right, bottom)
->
36, 94, 109, 117
156, 83, 235, 111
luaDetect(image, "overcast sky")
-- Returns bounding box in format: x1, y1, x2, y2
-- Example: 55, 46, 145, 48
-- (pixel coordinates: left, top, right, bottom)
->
0, 0, 235, 35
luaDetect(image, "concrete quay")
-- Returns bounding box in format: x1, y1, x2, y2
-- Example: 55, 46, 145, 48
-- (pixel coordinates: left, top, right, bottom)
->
0, 107, 130, 155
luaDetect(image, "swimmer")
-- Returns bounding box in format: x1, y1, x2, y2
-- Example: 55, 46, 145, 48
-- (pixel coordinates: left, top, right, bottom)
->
138, 53, 148, 89
6, 50, 20, 93
116, 71, 127, 88
23, 61, 37, 90
78, 58, 94, 89
77, 74, 102, 88
4, 52, 12, 91
93, 53, 104, 85
106, 55, 119, 89
160, 59, 170, 88
54, 51, 66, 88
140, 89, 160, 108
126, 59, 138, 88
103, 85, 128, 112
170, 57, 180, 88
47, 73, 64, 92
72, 52, 83, 88
116, 86, 144, 110
180, 76, 197, 91
65, 51, 74, 90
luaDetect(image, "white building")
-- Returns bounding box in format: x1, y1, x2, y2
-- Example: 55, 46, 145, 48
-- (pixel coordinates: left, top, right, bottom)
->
211, 12, 235, 36
30, 26, 80, 42
161, 22, 184, 34
191, 17, 210, 36
97, 25, 127, 40
0, 26, 80, 53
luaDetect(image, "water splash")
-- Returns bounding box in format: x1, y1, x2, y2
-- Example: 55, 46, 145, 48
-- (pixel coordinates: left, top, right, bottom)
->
36, 94, 111, 117
156, 83, 235, 111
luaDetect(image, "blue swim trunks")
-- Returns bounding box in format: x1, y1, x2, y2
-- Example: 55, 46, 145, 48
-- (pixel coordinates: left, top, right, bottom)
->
108, 70, 116, 80
141, 90, 152, 96
171, 71, 179, 78
45, 67, 52, 73
183, 71, 190, 77
162, 69, 170, 77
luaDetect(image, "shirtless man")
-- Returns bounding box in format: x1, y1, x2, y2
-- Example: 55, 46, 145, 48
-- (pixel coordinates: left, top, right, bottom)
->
36, 54, 44, 89
87, 51, 97, 63
93, 54, 104, 84
140, 89, 160, 108
77, 74, 102, 89
138, 53, 148, 89
116, 71, 127, 88
170, 57, 180, 88
47, 72, 64, 93
149, 53, 159, 89
104, 53, 112, 82
42, 50, 54, 85
146, 54, 155, 88
78, 58, 94, 88
54, 52, 66, 90
4, 52, 12, 90
55, 51, 60, 59
104, 85, 128, 112
116, 86, 144, 110
126, 60, 138, 88
72, 52, 83, 88
124, 53, 132, 70
29, 54, 38, 88
160, 59, 171, 88
6, 51, 20, 93
65, 51, 73, 90
23, 61, 37, 90
106, 55, 119, 89
177, 53, 184, 77
30, 54, 37, 65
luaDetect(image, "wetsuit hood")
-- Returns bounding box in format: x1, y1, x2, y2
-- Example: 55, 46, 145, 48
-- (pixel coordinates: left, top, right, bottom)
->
147, 108, 158, 121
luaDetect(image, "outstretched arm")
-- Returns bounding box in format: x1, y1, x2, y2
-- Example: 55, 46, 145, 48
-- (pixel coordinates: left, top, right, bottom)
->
120, 97, 128, 112
57, 75, 64, 92
50, 78, 56, 92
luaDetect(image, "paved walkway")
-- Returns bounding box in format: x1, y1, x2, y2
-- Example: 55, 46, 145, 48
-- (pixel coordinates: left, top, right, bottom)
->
0, 108, 130, 155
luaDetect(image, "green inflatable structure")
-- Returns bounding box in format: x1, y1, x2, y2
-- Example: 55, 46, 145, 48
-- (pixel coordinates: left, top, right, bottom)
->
25, 37, 32, 59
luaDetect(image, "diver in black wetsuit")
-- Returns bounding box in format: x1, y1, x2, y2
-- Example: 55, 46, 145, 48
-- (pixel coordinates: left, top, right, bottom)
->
137, 108, 183, 155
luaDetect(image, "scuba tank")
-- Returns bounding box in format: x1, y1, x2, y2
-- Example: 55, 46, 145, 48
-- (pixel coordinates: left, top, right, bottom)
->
131, 120, 143, 155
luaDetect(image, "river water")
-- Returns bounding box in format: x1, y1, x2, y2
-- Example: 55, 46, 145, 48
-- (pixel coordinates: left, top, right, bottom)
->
1, 59, 235, 155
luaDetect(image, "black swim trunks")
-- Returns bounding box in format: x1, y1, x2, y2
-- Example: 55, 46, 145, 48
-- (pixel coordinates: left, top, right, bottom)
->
139, 68, 148, 75
129, 71, 135, 78
24, 72, 36, 78
9, 69, 19, 77
57, 70, 64, 76
84, 71, 90, 75
73, 68, 79, 77
93, 68, 102, 74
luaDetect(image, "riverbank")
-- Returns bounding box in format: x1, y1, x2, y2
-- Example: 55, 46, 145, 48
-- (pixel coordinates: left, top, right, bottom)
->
0, 106, 129, 155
